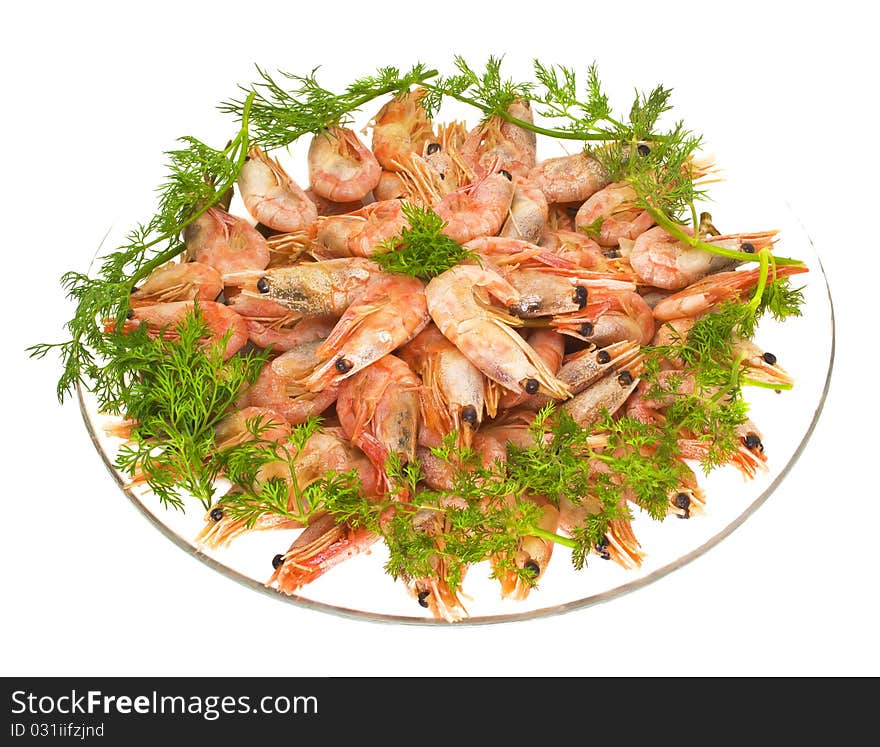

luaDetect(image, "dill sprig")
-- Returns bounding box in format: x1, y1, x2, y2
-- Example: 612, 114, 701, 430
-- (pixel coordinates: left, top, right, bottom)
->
421, 55, 533, 120
506, 405, 594, 505
112, 308, 267, 511
531, 61, 615, 137
222, 64, 438, 150
508, 406, 682, 552
648, 208, 805, 267
645, 251, 806, 472
373, 202, 476, 279
214, 416, 344, 526
29, 94, 256, 405
596, 414, 685, 520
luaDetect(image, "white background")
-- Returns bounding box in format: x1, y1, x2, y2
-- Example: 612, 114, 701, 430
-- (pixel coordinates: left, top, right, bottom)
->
2, 1, 877, 676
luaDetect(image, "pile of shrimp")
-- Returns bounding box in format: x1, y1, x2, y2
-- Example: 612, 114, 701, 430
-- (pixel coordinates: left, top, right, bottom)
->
122, 89, 805, 621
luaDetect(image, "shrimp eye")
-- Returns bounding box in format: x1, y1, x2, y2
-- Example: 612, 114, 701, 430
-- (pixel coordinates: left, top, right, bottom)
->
742, 242, 756, 253
256, 277, 270, 294
565, 206, 580, 217
572, 285, 588, 309
603, 249, 621, 259
524, 560, 541, 577
674, 492, 691, 519
524, 378, 540, 394
461, 406, 478, 427
743, 433, 763, 451
762, 351, 777, 365
209, 507, 224, 522
438, 173, 445, 180
271, 554, 285, 570
426, 142, 441, 155
596, 350, 611, 364
637, 143, 651, 156
126, 308, 136, 320
335, 357, 354, 373
417, 590, 431, 608
618, 371, 634, 386
580, 322, 594, 337
595, 537, 611, 560
498, 169, 513, 181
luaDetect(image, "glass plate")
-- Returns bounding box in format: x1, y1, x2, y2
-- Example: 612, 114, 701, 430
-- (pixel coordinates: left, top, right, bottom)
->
76, 145, 835, 624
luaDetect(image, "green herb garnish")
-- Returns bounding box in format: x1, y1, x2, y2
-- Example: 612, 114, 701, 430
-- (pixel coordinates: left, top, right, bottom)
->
373, 202, 476, 279
222, 64, 438, 150
29, 94, 256, 406
112, 308, 266, 510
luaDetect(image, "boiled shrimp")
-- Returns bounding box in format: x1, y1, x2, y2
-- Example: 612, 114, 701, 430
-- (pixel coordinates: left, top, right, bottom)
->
370, 88, 434, 171
574, 182, 654, 247
300, 272, 430, 391
198, 507, 303, 551
498, 328, 565, 411
499, 178, 548, 244
558, 493, 643, 569
460, 99, 537, 179
735, 338, 793, 389
129, 261, 222, 307
336, 354, 421, 483
665, 462, 707, 520
528, 151, 609, 203
183, 206, 270, 274
535, 340, 641, 409
224, 257, 379, 319
303, 187, 364, 217
236, 341, 339, 424
678, 432, 768, 479
399, 324, 487, 447
112, 300, 247, 360
196, 408, 297, 548
238, 146, 318, 232
433, 169, 515, 243
227, 294, 336, 352
346, 200, 408, 257
408, 508, 469, 622
422, 120, 473, 191
652, 264, 808, 321
373, 170, 410, 201
504, 269, 604, 319
539, 230, 626, 273
308, 125, 381, 202
630, 225, 778, 290
545, 203, 577, 232
463, 236, 558, 269
553, 289, 655, 345
493, 496, 560, 601
213, 406, 292, 449
425, 263, 570, 399
313, 200, 408, 258
562, 355, 644, 426
269, 514, 381, 595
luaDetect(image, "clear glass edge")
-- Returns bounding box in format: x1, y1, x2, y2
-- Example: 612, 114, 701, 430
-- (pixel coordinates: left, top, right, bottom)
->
74, 206, 835, 627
